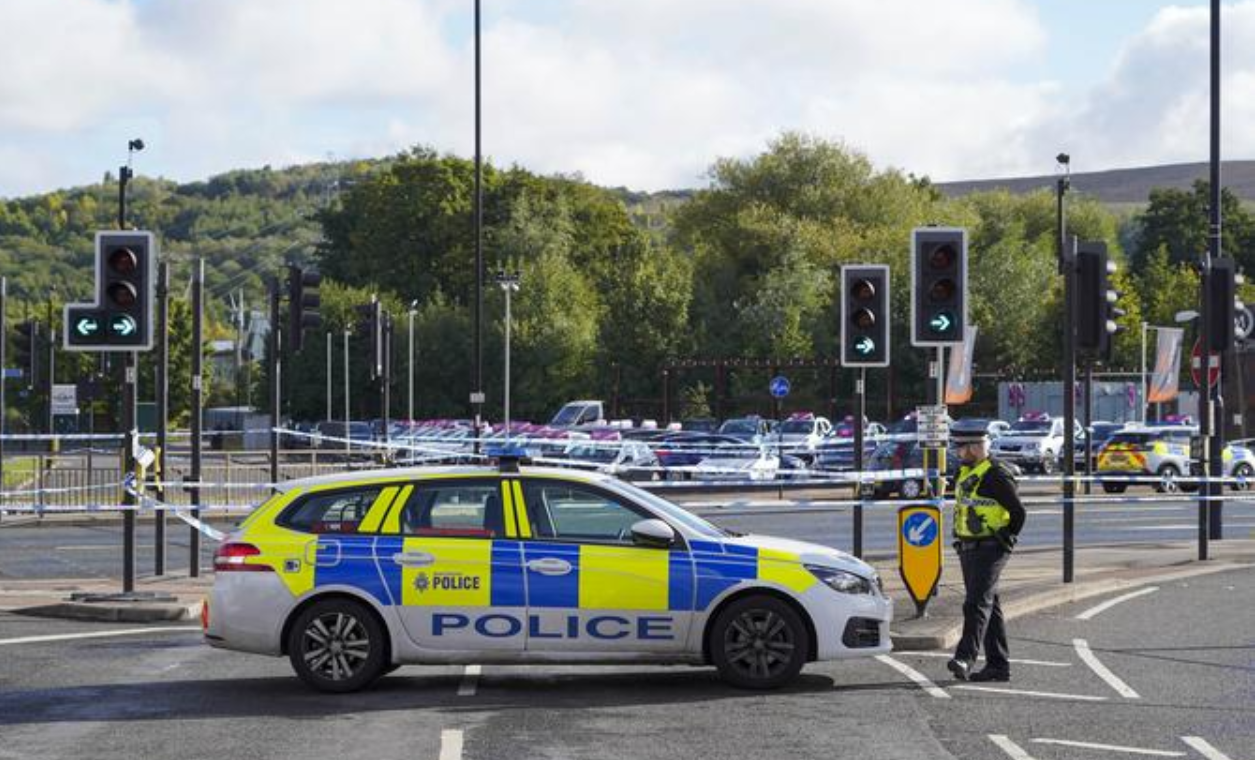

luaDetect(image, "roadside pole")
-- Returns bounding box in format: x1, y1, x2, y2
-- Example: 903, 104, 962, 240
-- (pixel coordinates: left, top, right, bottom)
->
190, 259, 203, 577
343, 329, 350, 458
853, 368, 865, 558
1059, 171, 1077, 584
0, 278, 6, 521
154, 261, 168, 575
122, 352, 137, 593
1083, 362, 1093, 496
1207, 0, 1225, 543
269, 279, 280, 489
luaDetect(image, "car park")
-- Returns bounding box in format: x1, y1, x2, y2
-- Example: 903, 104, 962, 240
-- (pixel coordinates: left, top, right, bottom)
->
204, 462, 893, 692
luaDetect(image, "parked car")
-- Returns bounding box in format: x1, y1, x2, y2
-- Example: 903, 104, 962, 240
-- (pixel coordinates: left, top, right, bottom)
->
773, 413, 833, 460
866, 440, 959, 499
681, 418, 720, 433
1059, 421, 1126, 470
1097, 426, 1255, 493
654, 433, 750, 478
561, 439, 660, 481
717, 416, 771, 442
989, 413, 1084, 474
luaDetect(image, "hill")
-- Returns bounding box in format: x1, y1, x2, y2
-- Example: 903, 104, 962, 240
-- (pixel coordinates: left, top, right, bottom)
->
937, 160, 1255, 204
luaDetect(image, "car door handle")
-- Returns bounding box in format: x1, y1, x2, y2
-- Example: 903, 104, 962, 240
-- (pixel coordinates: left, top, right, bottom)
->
526, 557, 573, 576
392, 551, 436, 567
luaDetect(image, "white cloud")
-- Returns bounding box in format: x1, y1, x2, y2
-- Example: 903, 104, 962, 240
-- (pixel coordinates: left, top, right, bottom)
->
14, 0, 1251, 196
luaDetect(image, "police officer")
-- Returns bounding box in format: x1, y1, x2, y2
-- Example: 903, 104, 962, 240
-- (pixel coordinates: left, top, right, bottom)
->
946, 425, 1026, 683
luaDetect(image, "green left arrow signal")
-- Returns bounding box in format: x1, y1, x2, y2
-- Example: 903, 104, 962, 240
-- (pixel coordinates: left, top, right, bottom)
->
75, 317, 100, 337
855, 336, 876, 356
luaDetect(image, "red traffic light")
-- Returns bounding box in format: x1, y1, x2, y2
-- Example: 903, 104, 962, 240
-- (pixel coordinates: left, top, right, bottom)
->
108, 247, 138, 274
928, 244, 956, 269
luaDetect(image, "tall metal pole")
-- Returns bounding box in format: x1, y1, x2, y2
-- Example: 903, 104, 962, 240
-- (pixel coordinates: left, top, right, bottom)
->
268, 280, 281, 488
122, 352, 137, 593
343, 329, 351, 457
471, 0, 485, 449
408, 309, 415, 422
0, 278, 7, 521
190, 259, 203, 577
1207, 0, 1225, 543
504, 282, 512, 441
853, 368, 865, 559
46, 290, 54, 434
1141, 322, 1149, 423
1059, 173, 1076, 584
382, 314, 391, 448
154, 262, 168, 575
326, 331, 332, 423
1083, 362, 1093, 496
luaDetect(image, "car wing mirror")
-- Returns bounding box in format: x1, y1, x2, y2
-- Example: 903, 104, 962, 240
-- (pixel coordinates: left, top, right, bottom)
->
630, 518, 676, 549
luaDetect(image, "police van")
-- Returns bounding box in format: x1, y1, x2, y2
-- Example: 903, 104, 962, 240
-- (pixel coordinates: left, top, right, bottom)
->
204, 462, 892, 692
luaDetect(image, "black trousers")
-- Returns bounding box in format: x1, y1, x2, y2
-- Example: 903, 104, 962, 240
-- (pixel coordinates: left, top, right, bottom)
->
954, 540, 1011, 672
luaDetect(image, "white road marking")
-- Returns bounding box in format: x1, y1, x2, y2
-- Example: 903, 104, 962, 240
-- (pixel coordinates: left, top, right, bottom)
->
1031, 738, 1185, 757
0, 626, 200, 646
989, 734, 1039, 760
1074, 638, 1140, 699
439, 729, 464, 760
955, 685, 1108, 701
874, 654, 950, 699
457, 665, 481, 696
1076, 587, 1160, 620
902, 651, 1071, 668
1121, 523, 1255, 531
1181, 737, 1236, 760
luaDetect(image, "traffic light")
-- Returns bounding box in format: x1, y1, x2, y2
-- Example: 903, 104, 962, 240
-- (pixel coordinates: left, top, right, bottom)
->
911, 227, 967, 346
13, 320, 38, 388
63, 231, 156, 351
1075, 241, 1124, 360
840, 264, 890, 367
355, 298, 382, 379
1207, 257, 1240, 353
286, 265, 322, 353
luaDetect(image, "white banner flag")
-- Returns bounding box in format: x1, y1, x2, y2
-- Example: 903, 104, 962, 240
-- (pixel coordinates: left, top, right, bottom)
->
1148, 327, 1184, 403
944, 326, 978, 405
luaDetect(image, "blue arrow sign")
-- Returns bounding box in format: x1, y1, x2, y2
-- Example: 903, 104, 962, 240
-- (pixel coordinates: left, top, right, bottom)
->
902, 512, 938, 547
110, 315, 137, 337
769, 376, 790, 399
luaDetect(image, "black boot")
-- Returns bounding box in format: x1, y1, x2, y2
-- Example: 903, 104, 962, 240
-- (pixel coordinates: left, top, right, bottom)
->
946, 658, 972, 681
969, 668, 1010, 682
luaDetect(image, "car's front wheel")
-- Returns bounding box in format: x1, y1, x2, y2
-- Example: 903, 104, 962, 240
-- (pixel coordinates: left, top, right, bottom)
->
1155, 464, 1181, 494
710, 595, 810, 690
288, 598, 388, 693
1232, 462, 1254, 491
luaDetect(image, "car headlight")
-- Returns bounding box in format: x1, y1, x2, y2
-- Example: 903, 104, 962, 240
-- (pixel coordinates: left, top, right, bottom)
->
806, 564, 873, 595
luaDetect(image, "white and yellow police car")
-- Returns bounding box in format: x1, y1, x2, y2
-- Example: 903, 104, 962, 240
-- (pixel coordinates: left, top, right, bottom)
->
205, 462, 892, 692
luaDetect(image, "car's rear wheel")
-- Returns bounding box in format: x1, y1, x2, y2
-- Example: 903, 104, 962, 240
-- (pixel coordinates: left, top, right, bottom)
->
1039, 456, 1056, 475
711, 595, 809, 690
1155, 464, 1181, 494
1101, 482, 1127, 494
1231, 462, 1254, 491
288, 598, 388, 693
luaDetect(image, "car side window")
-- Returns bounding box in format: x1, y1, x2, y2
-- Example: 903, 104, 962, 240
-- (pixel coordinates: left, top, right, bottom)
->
394, 481, 503, 538
280, 488, 382, 534
523, 481, 647, 544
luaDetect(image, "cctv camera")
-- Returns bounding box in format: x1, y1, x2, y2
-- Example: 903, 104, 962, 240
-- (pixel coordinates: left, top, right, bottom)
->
129, 139, 145, 152
1056, 152, 1070, 165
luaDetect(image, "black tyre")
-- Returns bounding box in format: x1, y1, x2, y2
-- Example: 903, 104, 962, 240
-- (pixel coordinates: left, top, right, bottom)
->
1231, 463, 1254, 491
1155, 464, 1181, 494
1039, 456, 1056, 475
710, 595, 810, 690
1101, 482, 1127, 494
287, 598, 388, 693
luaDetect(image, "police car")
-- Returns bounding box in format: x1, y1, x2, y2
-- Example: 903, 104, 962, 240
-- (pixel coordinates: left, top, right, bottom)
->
1097, 426, 1255, 493
204, 462, 892, 693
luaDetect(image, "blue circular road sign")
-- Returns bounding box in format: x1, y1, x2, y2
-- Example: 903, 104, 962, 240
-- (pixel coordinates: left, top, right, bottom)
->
902, 512, 938, 548
769, 376, 791, 399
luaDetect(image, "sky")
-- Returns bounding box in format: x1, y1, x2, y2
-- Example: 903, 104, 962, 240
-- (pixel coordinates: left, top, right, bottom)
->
0, 0, 1252, 198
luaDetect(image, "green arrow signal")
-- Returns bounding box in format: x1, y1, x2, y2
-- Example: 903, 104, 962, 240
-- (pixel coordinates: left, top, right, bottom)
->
929, 312, 954, 333
110, 315, 137, 337
855, 336, 876, 355
75, 317, 100, 336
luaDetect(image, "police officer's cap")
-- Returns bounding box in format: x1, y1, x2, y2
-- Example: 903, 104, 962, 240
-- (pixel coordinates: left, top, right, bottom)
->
950, 425, 991, 445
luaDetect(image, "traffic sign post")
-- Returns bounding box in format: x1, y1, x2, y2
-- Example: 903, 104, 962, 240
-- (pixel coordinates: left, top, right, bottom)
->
898, 504, 942, 617
769, 376, 790, 399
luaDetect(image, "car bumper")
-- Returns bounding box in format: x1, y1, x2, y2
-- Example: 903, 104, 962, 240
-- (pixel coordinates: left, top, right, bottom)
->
204, 573, 293, 656
806, 588, 894, 660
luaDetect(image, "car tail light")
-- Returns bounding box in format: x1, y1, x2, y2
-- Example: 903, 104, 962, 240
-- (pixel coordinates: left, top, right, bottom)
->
213, 542, 273, 572
200, 598, 210, 630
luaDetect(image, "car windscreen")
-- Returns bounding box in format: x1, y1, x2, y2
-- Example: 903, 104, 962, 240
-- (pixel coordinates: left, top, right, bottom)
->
720, 420, 757, 434
1105, 432, 1159, 446
780, 420, 813, 434
1009, 420, 1051, 435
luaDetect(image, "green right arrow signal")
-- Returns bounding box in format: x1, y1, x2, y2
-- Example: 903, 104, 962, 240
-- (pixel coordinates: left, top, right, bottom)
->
929, 312, 954, 333
855, 336, 876, 355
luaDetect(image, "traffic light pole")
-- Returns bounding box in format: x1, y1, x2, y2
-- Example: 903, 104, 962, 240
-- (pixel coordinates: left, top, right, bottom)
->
154, 262, 168, 575
853, 368, 865, 558
1207, 0, 1224, 543
1083, 362, 1093, 495
122, 352, 137, 594
1059, 175, 1077, 584
190, 259, 203, 577
0, 278, 6, 522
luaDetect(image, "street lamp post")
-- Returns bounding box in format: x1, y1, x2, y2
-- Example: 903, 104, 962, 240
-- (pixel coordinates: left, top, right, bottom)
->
495, 272, 520, 442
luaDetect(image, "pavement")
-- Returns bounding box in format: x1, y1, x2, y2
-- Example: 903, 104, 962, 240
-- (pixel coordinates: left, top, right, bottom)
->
4, 538, 1252, 648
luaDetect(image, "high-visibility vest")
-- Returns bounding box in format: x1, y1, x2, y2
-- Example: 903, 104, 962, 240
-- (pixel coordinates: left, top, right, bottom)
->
954, 459, 1012, 539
